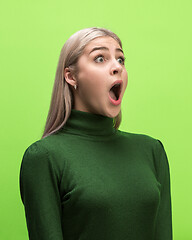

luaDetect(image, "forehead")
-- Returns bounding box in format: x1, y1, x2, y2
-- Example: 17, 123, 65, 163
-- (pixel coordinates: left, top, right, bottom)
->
83, 36, 121, 54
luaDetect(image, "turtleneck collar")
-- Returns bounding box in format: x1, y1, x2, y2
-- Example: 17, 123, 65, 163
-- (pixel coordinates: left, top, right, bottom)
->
60, 109, 117, 137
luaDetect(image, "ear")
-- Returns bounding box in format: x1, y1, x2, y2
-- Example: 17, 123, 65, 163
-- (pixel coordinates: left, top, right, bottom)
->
64, 67, 77, 87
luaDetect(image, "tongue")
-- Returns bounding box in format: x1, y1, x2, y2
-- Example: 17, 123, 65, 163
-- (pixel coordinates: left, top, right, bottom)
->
109, 90, 117, 101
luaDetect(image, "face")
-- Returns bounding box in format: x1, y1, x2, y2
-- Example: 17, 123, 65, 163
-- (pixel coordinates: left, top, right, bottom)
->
68, 36, 128, 118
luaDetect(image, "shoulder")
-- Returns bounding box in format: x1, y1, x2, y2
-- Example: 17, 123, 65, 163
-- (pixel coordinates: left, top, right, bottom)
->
22, 132, 65, 157
117, 130, 170, 175
21, 133, 65, 170
117, 129, 158, 147
21, 139, 50, 172
20, 135, 68, 190
116, 130, 168, 158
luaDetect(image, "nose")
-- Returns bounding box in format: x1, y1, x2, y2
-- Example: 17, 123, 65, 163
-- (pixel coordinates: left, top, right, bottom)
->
110, 59, 123, 75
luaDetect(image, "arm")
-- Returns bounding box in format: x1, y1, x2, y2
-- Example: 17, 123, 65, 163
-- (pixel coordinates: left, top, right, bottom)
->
154, 139, 173, 240
19, 142, 63, 240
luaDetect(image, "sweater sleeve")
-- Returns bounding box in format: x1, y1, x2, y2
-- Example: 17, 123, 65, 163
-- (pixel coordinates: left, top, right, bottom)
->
154, 139, 173, 240
19, 142, 64, 240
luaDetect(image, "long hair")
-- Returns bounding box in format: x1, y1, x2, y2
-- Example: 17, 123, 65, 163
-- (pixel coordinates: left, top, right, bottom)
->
41, 27, 123, 139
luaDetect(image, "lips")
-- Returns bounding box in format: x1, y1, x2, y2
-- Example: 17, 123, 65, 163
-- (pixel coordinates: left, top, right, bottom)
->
108, 80, 123, 106
109, 80, 123, 101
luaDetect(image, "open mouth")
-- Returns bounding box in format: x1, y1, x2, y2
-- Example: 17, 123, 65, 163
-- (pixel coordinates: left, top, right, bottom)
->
109, 82, 122, 101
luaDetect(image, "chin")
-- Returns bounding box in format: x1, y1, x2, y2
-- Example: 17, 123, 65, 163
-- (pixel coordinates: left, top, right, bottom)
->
105, 108, 120, 118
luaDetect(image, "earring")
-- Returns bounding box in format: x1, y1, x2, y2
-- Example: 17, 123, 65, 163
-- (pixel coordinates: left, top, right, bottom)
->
74, 85, 77, 90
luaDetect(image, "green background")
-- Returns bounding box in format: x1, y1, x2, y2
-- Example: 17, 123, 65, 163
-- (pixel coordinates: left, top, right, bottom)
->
0, 0, 191, 239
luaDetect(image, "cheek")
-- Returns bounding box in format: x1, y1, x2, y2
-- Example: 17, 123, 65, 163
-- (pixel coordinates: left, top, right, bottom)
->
121, 71, 128, 95
123, 71, 128, 85
78, 67, 106, 94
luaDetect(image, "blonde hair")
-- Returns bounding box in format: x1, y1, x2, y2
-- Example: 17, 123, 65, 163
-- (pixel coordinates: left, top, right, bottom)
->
41, 27, 123, 139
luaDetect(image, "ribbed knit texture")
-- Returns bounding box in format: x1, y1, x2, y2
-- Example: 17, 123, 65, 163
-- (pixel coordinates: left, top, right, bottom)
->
19, 109, 172, 240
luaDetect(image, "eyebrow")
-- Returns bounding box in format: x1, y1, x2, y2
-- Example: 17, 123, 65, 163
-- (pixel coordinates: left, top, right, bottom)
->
89, 46, 124, 55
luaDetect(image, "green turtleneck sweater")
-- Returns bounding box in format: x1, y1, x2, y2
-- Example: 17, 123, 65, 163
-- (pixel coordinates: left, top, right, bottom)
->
19, 109, 172, 240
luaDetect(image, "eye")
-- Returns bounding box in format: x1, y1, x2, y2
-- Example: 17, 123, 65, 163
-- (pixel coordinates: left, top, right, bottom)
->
117, 57, 125, 65
94, 55, 105, 63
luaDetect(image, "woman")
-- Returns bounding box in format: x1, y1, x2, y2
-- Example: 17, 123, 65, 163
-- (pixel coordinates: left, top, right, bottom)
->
19, 27, 173, 239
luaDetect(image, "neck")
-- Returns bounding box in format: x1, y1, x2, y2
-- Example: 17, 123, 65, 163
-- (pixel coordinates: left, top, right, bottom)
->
60, 109, 117, 137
